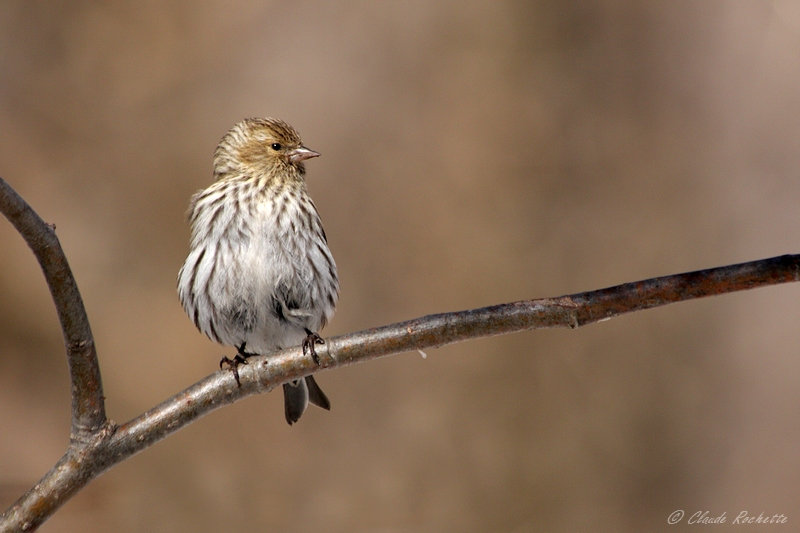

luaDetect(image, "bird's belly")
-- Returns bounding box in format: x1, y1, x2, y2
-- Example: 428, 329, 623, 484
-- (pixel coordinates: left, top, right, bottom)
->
209, 236, 321, 354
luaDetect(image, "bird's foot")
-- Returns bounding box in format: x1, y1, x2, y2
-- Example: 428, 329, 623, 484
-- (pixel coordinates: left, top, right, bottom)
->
302, 329, 325, 366
219, 343, 256, 387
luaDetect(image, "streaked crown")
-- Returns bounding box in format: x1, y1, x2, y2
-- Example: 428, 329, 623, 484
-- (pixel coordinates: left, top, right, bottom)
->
213, 118, 310, 180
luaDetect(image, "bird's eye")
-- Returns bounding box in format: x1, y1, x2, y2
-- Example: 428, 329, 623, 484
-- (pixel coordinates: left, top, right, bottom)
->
271, 143, 282, 151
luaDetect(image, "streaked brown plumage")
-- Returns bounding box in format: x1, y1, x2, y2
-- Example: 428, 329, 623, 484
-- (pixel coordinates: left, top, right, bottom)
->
178, 118, 339, 424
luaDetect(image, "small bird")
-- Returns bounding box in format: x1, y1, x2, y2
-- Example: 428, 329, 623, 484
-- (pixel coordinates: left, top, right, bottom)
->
177, 118, 339, 424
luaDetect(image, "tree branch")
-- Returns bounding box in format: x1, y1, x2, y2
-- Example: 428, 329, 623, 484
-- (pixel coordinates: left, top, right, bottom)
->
0, 177, 106, 438
1, 177, 799, 531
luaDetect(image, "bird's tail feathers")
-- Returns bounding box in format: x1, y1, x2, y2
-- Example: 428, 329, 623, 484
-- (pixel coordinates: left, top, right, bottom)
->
282, 375, 330, 425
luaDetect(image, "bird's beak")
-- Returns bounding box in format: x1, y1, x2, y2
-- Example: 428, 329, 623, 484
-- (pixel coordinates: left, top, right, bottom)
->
288, 146, 320, 164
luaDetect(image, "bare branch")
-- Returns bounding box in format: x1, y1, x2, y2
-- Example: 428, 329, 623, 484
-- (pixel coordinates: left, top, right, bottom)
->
0, 177, 106, 438
105, 253, 800, 448
2, 177, 799, 530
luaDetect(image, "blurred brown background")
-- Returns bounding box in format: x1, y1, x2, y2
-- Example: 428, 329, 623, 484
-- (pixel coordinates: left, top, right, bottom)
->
1, 1, 799, 532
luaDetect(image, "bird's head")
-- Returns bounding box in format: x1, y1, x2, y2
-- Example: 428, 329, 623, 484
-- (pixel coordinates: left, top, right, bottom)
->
213, 118, 319, 180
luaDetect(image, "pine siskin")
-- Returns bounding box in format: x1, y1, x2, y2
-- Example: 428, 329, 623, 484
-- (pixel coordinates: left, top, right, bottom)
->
177, 118, 339, 425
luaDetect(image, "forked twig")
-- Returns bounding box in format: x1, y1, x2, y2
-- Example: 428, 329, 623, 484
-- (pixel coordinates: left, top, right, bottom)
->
1, 176, 798, 531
